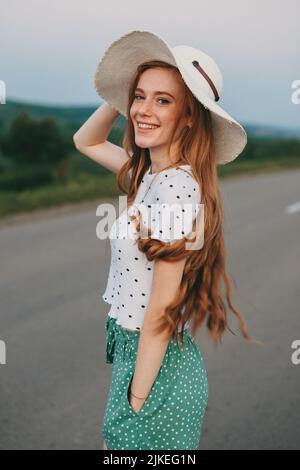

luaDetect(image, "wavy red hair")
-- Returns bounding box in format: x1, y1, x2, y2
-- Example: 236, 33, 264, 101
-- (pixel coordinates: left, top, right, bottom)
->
115, 60, 255, 346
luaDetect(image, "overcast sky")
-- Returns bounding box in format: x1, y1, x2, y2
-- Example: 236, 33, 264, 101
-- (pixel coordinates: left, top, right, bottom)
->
1, 0, 300, 128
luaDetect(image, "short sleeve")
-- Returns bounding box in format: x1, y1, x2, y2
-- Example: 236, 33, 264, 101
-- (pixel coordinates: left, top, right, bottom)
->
136, 169, 201, 243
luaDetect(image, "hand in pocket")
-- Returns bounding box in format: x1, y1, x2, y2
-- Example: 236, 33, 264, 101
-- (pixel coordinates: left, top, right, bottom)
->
126, 373, 148, 416
129, 394, 147, 414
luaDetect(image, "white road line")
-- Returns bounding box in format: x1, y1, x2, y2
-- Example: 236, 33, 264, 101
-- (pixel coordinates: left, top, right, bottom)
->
286, 201, 300, 214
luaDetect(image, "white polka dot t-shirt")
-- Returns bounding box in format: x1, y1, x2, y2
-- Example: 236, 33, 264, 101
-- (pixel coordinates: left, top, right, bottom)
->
102, 164, 201, 332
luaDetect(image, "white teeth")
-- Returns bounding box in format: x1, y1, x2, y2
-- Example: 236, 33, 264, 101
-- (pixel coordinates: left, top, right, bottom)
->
137, 123, 159, 129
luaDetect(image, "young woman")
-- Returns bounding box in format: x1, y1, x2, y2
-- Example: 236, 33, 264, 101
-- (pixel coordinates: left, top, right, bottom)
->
73, 30, 252, 450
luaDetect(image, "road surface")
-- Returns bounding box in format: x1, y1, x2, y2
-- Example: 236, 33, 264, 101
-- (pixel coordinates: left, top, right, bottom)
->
0, 168, 299, 449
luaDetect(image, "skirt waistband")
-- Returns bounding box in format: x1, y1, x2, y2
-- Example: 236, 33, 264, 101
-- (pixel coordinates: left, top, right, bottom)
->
105, 315, 194, 364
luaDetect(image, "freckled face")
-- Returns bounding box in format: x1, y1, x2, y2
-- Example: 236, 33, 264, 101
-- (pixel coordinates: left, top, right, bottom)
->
130, 68, 187, 149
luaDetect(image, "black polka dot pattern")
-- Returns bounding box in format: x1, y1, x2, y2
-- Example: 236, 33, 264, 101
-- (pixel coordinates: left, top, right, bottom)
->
139, 168, 200, 243
101, 165, 200, 331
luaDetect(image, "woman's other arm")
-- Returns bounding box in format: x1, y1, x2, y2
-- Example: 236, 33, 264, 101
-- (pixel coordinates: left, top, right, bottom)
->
130, 256, 187, 413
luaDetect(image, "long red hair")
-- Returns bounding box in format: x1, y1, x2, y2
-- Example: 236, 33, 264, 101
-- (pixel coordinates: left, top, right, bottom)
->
115, 60, 254, 346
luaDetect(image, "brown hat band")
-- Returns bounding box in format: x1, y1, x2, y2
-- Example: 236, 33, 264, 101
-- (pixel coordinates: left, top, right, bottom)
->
192, 60, 220, 102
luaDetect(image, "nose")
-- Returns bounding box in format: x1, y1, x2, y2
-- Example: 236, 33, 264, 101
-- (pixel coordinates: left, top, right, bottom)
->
138, 98, 152, 115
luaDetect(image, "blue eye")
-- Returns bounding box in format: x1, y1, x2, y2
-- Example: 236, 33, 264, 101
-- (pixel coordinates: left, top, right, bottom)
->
134, 95, 169, 104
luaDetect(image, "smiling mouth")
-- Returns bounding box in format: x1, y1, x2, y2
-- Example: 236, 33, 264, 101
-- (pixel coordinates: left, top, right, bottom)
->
137, 125, 160, 132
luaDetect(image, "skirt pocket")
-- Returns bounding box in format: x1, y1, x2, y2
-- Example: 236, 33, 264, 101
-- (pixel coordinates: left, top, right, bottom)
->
124, 370, 140, 417
123, 362, 168, 419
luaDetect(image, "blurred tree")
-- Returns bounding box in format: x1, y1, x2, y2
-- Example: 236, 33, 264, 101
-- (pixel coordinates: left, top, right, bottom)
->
53, 158, 70, 184
2, 110, 68, 167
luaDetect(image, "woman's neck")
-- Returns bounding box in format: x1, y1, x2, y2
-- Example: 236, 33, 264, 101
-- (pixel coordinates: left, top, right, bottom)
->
149, 159, 187, 174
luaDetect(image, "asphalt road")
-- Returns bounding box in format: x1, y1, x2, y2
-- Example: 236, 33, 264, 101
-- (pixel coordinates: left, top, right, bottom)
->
0, 168, 299, 450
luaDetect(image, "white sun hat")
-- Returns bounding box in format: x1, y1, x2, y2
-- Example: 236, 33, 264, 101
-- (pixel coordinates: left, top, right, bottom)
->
94, 29, 247, 165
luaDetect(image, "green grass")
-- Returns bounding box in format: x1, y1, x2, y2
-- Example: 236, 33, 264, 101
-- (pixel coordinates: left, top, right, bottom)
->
218, 155, 300, 177
0, 173, 122, 217
0, 156, 300, 218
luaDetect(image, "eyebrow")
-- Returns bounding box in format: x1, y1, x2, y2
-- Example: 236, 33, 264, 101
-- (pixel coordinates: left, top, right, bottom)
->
135, 87, 175, 99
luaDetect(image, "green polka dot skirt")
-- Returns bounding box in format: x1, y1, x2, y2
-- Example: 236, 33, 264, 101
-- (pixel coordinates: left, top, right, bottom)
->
102, 315, 209, 450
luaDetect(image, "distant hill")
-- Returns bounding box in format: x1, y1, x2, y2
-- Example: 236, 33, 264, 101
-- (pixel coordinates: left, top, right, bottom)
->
0, 98, 125, 134
1, 98, 299, 139
244, 123, 300, 139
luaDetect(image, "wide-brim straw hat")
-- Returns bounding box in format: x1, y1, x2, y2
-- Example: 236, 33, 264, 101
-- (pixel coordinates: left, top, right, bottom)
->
94, 29, 247, 165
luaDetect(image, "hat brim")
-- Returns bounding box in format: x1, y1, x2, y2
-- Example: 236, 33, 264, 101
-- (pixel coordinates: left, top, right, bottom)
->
94, 30, 247, 165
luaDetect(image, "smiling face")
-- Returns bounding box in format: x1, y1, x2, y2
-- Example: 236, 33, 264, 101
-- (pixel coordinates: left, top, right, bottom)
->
129, 67, 191, 161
